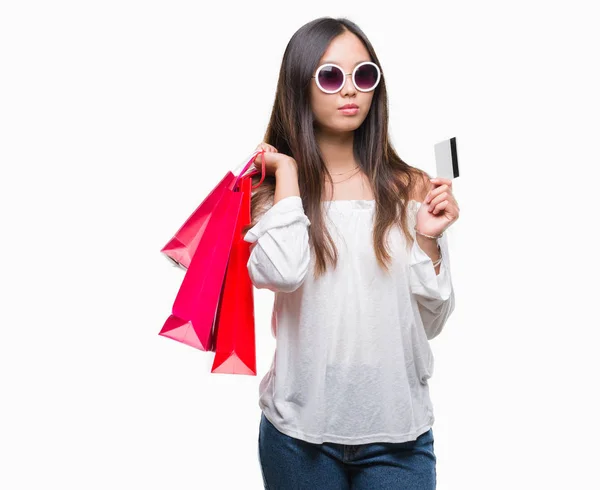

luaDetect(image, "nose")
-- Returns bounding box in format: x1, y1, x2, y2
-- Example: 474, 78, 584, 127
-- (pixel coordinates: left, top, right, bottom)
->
340, 72, 356, 97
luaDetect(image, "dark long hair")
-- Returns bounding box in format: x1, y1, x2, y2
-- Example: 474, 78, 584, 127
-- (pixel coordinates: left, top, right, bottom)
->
245, 17, 431, 278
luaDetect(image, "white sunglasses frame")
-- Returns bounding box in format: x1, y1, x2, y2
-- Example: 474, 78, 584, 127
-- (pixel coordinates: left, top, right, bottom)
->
311, 61, 382, 94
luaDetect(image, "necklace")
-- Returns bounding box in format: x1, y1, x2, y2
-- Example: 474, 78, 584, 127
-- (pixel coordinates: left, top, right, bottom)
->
330, 165, 359, 176
332, 167, 361, 184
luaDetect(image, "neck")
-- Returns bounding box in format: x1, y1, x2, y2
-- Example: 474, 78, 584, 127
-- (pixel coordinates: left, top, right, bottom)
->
315, 129, 357, 173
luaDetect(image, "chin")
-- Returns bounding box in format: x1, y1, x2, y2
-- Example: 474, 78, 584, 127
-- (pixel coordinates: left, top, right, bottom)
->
330, 118, 366, 132
315, 116, 366, 135
339, 120, 366, 132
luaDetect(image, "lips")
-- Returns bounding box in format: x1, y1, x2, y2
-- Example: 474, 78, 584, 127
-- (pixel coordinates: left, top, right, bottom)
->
339, 104, 358, 110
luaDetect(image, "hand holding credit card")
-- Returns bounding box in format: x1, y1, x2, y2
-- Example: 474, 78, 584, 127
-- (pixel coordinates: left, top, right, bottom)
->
414, 136, 461, 236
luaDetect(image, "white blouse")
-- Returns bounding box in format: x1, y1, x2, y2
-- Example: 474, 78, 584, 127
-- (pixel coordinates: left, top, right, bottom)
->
243, 196, 455, 445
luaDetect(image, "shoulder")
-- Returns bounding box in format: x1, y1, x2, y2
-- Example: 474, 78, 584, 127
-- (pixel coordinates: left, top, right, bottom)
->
407, 168, 433, 203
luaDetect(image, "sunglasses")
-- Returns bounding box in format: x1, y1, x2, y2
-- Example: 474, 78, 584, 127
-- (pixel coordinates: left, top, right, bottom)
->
312, 61, 382, 94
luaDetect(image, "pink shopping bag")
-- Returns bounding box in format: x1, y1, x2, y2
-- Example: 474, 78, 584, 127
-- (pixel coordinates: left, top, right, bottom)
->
160, 172, 235, 269
158, 151, 266, 351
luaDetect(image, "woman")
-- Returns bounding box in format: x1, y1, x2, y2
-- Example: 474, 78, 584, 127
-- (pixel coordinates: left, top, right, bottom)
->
243, 16, 459, 490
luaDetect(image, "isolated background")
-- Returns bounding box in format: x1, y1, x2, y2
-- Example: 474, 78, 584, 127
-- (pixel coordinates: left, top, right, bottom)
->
1, 1, 598, 489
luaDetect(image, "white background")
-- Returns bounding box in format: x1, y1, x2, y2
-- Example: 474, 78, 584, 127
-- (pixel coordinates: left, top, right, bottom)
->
1, 1, 598, 489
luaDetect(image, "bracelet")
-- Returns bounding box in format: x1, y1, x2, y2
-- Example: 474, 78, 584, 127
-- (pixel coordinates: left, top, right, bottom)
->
414, 226, 443, 240
414, 225, 443, 265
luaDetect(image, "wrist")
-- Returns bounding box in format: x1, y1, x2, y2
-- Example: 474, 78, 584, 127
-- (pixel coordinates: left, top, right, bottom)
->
414, 225, 443, 240
273, 158, 301, 204
275, 158, 298, 177
416, 234, 441, 261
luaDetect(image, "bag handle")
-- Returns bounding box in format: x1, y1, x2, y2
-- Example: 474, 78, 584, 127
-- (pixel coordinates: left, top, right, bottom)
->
233, 149, 266, 191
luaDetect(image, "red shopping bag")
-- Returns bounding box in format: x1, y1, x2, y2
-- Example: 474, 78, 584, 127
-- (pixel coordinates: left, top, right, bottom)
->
160, 150, 262, 269
211, 176, 256, 375
158, 151, 266, 351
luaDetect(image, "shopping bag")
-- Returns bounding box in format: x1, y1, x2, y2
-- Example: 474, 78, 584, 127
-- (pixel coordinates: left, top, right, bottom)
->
160, 150, 264, 269
160, 172, 236, 269
211, 176, 256, 375
158, 151, 266, 351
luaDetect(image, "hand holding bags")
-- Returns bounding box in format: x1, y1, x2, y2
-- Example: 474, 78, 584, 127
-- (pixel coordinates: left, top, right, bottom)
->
159, 150, 266, 374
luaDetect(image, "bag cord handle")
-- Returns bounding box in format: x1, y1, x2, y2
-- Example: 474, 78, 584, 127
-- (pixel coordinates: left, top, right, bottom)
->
233, 149, 266, 191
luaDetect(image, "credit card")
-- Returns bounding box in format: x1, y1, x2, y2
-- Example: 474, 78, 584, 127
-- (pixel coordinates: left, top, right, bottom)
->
434, 137, 459, 179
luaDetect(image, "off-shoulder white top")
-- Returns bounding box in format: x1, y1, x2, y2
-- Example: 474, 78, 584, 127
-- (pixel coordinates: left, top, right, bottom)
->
244, 196, 455, 445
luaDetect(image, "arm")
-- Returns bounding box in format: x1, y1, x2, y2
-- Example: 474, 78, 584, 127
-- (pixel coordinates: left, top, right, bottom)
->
273, 159, 301, 205
409, 224, 455, 340
415, 234, 443, 275
243, 162, 311, 293
408, 173, 455, 339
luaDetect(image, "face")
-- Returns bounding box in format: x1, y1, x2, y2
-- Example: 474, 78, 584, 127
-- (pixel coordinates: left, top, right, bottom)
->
310, 31, 377, 135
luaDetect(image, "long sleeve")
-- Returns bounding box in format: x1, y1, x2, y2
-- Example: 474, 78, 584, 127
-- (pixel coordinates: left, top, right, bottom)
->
243, 195, 311, 293
408, 202, 456, 340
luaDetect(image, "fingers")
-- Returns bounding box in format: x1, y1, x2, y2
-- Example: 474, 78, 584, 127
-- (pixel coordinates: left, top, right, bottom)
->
253, 146, 279, 172
425, 183, 450, 204
430, 177, 452, 187
426, 181, 458, 215
427, 189, 459, 218
427, 192, 449, 213
254, 152, 265, 168
254, 143, 278, 168
430, 200, 449, 216
255, 142, 278, 153
253, 143, 294, 176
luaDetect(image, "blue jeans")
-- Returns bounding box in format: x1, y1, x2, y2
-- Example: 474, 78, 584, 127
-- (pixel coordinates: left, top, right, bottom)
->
258, 412, 436, 489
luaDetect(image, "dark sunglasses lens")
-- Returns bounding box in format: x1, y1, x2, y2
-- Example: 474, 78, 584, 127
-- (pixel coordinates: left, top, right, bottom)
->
318, 65, 344, 91
355, 64, 378, 90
